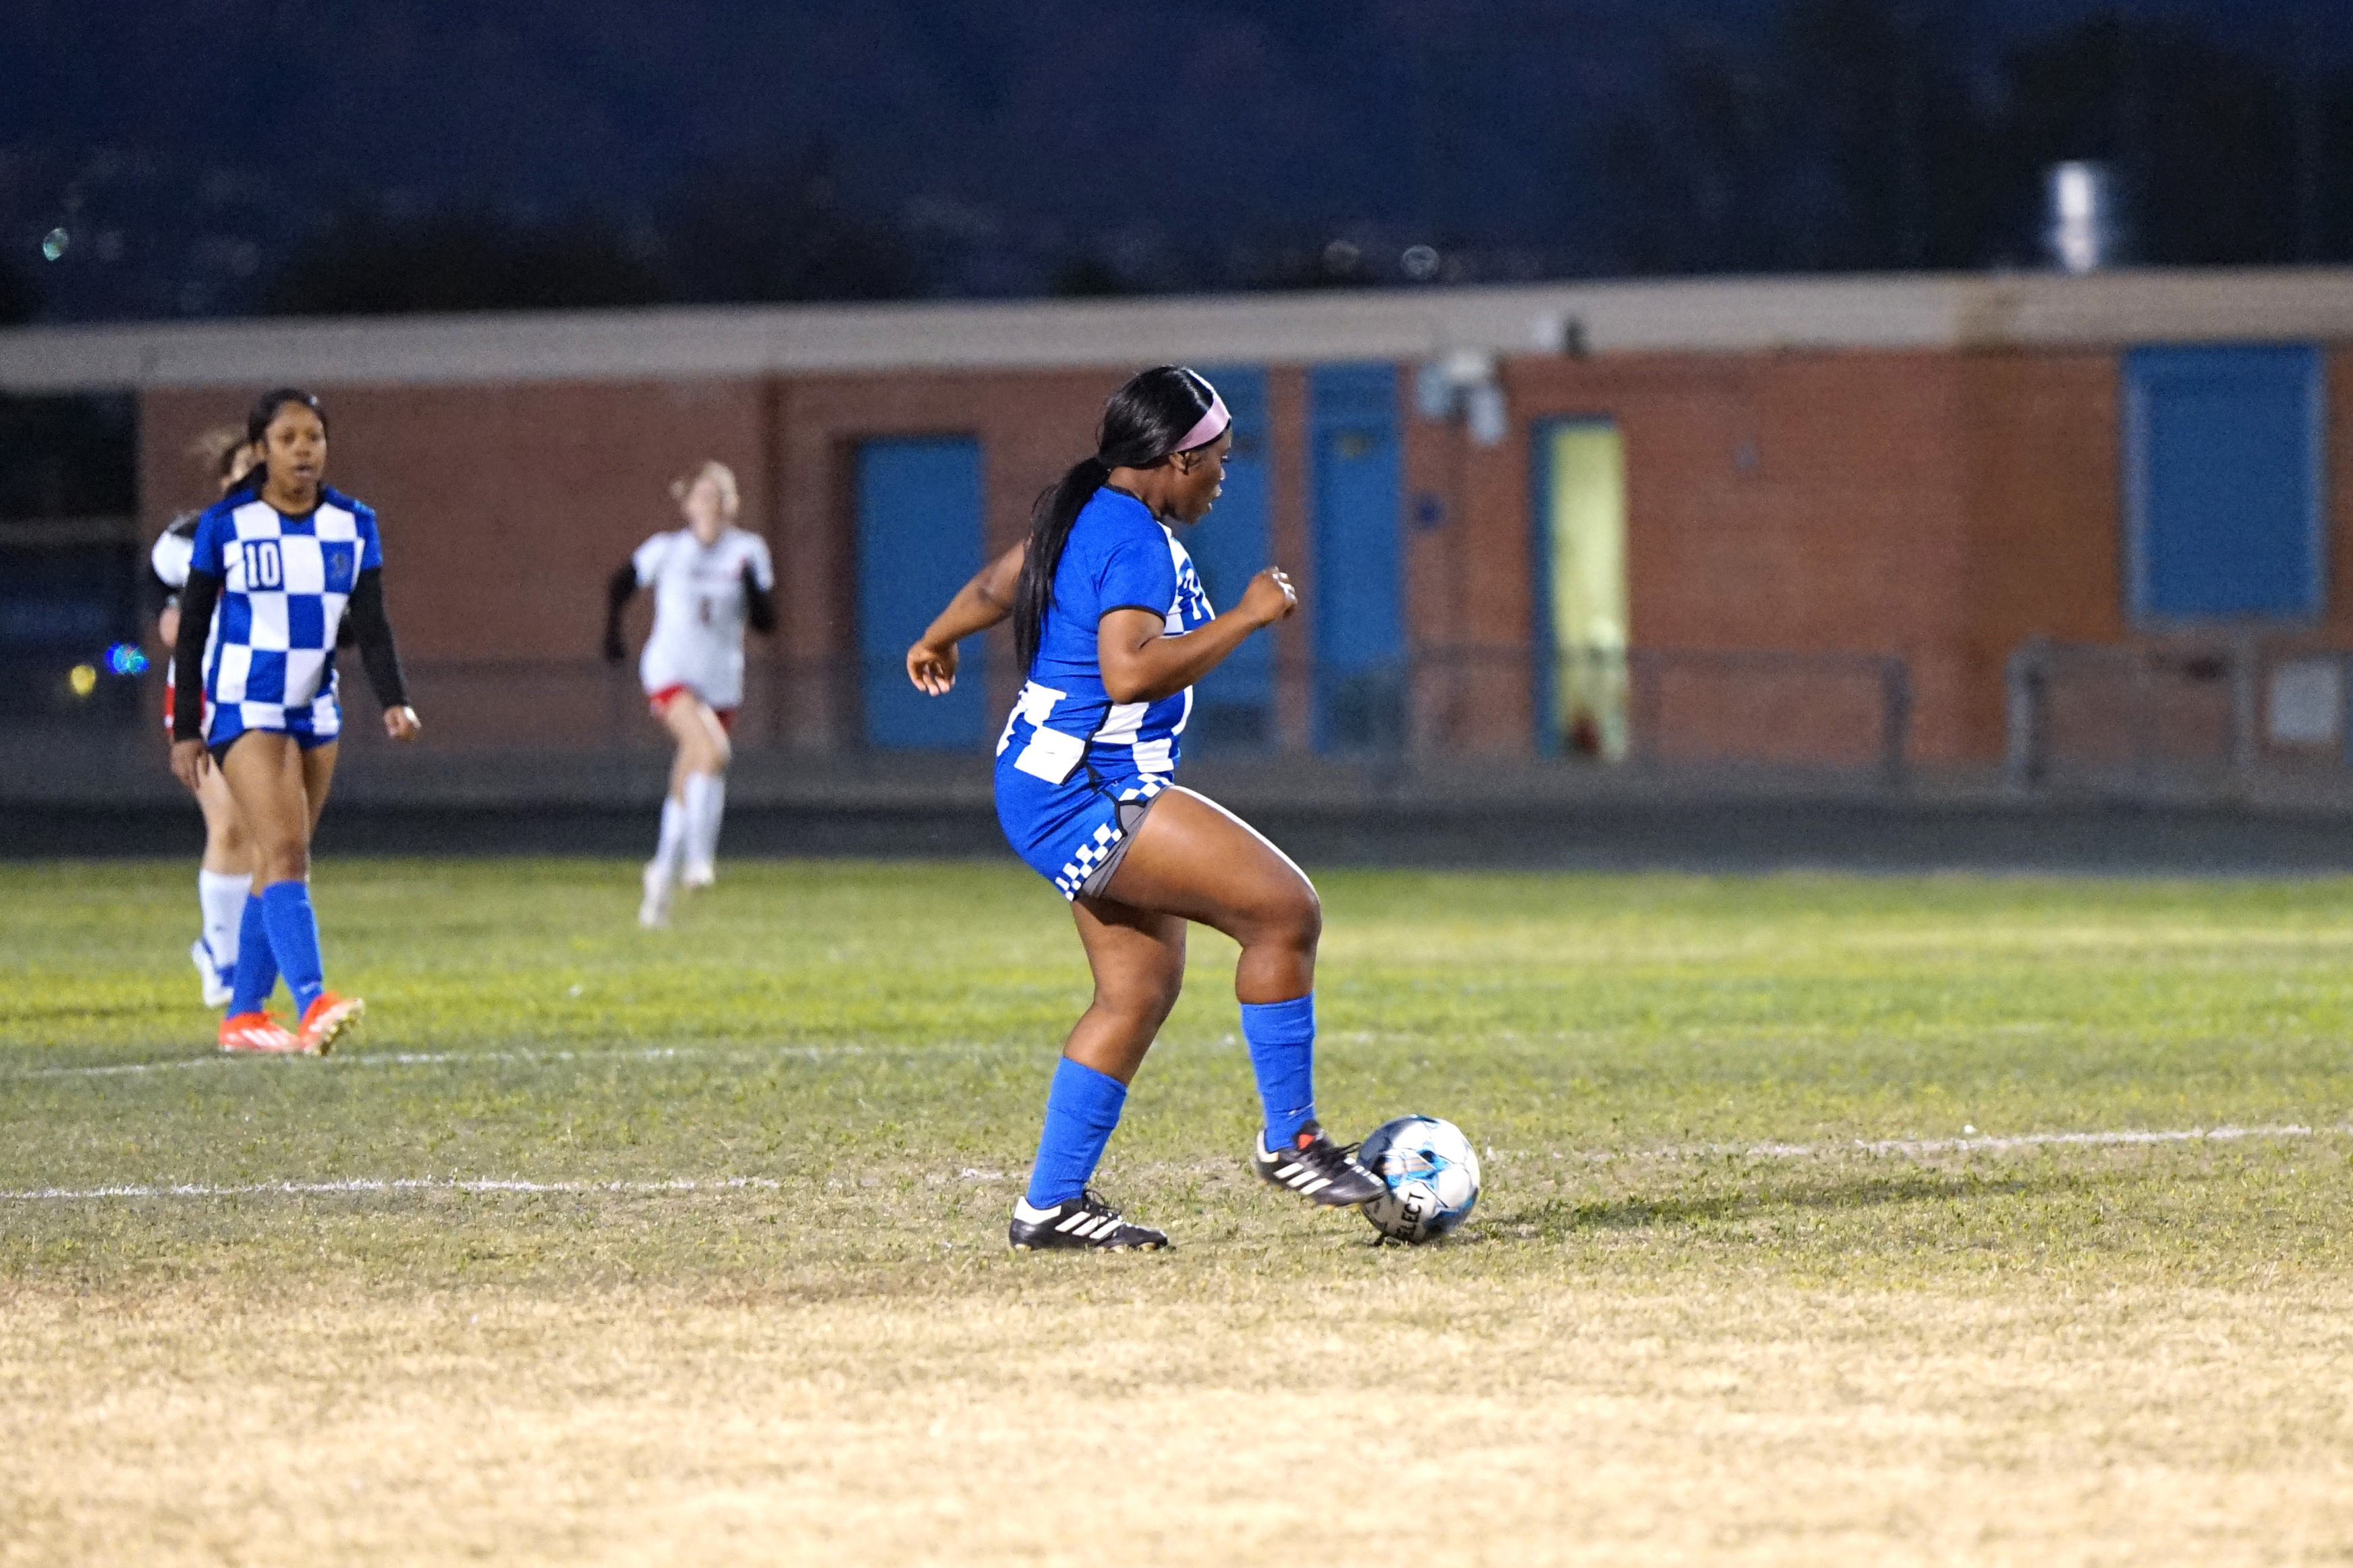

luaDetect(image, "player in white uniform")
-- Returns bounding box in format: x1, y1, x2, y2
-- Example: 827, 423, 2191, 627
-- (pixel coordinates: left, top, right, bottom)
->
150, 430, 261, 1007
603, 461, 776, 927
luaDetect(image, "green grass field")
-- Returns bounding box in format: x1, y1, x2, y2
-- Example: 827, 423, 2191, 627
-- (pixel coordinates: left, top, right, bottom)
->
5, 858, 2353, 1565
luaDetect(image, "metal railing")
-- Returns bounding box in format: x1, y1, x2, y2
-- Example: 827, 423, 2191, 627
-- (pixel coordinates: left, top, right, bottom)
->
1625, 648, 1910, 784
5, 645, 1914, 800
303, 645, 1913, 777
2006, 635, 2353, 797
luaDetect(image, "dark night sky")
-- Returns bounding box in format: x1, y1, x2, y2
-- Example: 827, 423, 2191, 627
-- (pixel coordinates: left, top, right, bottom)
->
9, 0, 2353, 320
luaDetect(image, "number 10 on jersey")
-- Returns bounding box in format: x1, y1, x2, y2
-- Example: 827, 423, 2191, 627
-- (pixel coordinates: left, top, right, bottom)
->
240, 540, 283, 589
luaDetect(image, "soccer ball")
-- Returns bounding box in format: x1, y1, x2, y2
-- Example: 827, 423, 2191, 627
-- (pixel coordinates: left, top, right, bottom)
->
1358, 1114, 1480, 1243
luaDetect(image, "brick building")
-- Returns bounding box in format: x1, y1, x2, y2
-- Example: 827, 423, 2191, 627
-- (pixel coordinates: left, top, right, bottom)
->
8, 267, 2352, 777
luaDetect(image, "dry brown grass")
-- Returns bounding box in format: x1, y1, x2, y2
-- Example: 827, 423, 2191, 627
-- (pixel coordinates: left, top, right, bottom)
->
8, 1266, 2352, 1567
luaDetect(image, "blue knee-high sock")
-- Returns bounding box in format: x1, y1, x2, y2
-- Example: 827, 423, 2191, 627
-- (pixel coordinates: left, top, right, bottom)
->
226, 893, 280, 1015
1241, 993, 1318, 1150
259, 880, 327, 1016
1022, 1057, 1128, 1210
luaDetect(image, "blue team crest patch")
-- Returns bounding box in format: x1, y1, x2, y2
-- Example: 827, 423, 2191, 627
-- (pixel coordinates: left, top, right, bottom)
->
321, 542, 356, 592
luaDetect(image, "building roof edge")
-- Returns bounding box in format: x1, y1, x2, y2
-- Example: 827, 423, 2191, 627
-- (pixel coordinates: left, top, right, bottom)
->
8, 267, 2353, 392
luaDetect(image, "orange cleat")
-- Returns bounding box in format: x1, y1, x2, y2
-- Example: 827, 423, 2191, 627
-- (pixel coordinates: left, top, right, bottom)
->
218, 1011, 304, 1055
296, 992, 364, 1057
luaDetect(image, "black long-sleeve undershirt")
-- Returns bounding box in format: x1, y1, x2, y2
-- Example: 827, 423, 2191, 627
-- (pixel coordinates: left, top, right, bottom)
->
603, 564, 637, 661
171, 567, 409, 743
742, 565, 777, 634
170, 570, 219, 741
345, 567, 410, 714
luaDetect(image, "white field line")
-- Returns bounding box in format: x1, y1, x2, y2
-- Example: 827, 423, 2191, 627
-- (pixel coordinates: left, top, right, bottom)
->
4, 1042, 929, 1081
4, 1125, 2339, 1205
0, 1174, 786, 1202
1568, 1122, 2345, 1163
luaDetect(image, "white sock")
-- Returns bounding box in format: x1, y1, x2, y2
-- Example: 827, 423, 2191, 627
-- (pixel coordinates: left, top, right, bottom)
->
653, 796, 689, 876
683, 772, 725, 870
198, 870, 250, 966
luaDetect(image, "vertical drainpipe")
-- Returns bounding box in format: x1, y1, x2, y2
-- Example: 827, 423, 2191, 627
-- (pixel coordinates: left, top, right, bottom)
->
1275, 366, 1314, 754
1881, 657, 1914, 790
2003, 636, 2047, 791
2230, 629, 2259, 779
759, 371, 787, 752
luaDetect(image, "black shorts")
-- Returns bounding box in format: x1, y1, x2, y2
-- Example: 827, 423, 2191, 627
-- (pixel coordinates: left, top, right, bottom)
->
207, 728, 337, 768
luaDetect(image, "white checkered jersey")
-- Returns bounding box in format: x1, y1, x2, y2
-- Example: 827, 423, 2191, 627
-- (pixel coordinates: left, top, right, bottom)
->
188, 487, 381, 744
633, 526, 774, 710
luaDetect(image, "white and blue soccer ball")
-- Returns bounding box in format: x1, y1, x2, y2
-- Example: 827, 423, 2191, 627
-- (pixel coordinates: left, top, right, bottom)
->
1358, 1114, 1480, 1243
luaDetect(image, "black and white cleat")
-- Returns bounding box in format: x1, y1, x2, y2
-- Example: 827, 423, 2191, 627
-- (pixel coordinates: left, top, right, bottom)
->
1252, 1122, 1385, 1208
1008, 1189, 1169, 1252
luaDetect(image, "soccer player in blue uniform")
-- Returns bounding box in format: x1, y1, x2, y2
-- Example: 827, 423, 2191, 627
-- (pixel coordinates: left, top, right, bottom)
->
168, 389, 421, 1055
905, 365, 1382, 1250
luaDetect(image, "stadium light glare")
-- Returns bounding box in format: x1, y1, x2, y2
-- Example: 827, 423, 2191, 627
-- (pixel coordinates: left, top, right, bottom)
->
2045, 161, 2121, 275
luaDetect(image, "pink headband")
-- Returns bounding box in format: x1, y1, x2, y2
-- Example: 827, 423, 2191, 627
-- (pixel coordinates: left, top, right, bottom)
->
1171, 391, 1231, 455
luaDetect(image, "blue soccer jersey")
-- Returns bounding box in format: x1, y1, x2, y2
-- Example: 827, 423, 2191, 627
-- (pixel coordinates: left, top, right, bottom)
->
188, 486, 381, 745
994, 486, 1215, 899
999, 487, 1213, 786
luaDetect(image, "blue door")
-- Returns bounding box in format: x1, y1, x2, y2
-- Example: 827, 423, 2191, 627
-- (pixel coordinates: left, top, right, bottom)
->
2126, 345, 2325, 622
1182, 366, 1272, 748
856, 437, 986, 748
1309, 364, 1404, 751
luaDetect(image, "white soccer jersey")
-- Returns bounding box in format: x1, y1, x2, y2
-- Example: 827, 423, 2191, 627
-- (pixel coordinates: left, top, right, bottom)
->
634, 526, 774, 710
151, 517, 197, 590
152, 515, 201, 733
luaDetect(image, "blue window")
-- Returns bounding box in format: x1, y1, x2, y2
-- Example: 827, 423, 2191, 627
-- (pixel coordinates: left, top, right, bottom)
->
1309, 364, 1404, 751
2125, 345, 2325, 622
1182, 366, 1272, 748
856, 437, 987, 749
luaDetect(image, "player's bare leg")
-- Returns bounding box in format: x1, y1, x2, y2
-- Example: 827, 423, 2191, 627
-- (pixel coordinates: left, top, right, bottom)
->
188, 763, 252, 1008
194, 767, 250, 876
665, 694, 731, 889
1101, 787, 1318, 1003
220, 735, 311, 902
1064, 895, 1189, 1084
1007, 897, 1186, 1253
643, 694, 731, 924
299, 739, 337, 833
1103, 787, 1379, 1206
217, 735, 359, 1053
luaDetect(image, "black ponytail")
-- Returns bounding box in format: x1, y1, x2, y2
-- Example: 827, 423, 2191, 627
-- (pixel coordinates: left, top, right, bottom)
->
1011, 365, 1221, 671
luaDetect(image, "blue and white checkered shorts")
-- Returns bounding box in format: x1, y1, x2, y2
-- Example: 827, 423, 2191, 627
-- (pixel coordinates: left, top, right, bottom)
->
995, 763, 1171, 901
